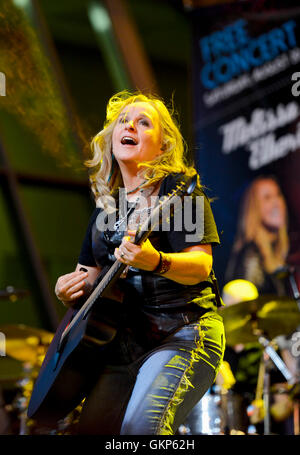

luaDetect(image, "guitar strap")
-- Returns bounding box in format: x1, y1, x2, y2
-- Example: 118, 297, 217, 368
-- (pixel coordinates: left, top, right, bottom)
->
211, 268, 225, 307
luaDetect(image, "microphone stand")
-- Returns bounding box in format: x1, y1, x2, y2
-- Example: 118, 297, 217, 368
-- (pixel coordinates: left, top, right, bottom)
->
254, 329, 294, 435
272, 265, 300, 312
271, 265, 300, 433
284, 266, 300, 433
287, 267, 300, 312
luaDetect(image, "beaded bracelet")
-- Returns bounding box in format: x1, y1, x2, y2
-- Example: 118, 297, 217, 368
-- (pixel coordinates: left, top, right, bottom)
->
153, 251, 171, 275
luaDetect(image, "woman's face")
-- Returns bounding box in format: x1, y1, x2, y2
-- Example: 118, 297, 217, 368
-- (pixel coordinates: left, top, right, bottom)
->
111, 101, 163, 167
256, 179, 286, 230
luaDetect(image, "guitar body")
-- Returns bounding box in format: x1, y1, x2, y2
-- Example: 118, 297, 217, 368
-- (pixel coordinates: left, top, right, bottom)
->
27, 297, 118, 425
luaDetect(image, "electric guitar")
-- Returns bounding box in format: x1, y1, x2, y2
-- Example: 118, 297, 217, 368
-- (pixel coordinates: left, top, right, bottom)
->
27, 175, 197, 425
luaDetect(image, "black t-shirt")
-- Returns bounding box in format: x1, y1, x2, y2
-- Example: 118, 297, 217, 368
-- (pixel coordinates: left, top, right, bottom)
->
78, 173, 221, 314
78, 173, 220, 266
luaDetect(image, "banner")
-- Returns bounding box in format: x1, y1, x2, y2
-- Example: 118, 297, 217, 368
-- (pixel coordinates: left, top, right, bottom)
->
191, 2, 300, 295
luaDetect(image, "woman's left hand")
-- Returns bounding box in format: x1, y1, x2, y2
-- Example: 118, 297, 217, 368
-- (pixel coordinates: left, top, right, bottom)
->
114, 230, 160, 271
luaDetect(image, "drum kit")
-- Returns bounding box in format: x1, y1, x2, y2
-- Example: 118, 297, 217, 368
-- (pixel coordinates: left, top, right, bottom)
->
0, 287, 75, 435
179, 292, 300, 435
0, 287, 53, 434
0, 287, 85, 435
1, 285, 300, 435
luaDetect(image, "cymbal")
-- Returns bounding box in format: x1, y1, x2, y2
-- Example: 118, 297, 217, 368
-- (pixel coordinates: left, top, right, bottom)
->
220, 295, 300, 346
0, 324, 53, 363
0, 287, 30, 301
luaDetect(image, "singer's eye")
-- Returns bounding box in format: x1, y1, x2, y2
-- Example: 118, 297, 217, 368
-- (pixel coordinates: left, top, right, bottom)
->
139, 118, 150, 126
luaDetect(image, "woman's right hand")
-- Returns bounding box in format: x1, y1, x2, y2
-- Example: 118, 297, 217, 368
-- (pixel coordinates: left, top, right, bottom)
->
55, 270, 89, 306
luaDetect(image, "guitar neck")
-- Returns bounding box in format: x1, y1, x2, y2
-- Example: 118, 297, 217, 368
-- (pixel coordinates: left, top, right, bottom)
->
77, 224, 152, 316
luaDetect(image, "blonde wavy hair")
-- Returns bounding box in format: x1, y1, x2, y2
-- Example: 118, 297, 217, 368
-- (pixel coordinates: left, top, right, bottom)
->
85, 90, 197, 210
233, 176, 289, 273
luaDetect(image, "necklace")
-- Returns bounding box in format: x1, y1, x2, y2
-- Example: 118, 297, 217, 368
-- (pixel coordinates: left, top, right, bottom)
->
126, 180, 147, 195
113, 196, 140, 231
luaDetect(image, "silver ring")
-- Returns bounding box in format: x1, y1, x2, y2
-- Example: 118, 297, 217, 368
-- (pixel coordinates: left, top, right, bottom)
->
120, 252, 125, 258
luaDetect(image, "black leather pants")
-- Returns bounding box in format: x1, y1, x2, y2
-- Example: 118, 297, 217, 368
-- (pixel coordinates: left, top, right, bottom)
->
77, 309, 225, 435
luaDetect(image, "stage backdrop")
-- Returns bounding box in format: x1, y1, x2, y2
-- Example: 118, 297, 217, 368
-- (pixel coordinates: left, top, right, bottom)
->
190, 2, 300, 290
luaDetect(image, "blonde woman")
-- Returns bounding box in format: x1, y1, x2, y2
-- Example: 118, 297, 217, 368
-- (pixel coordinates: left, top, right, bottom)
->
54, 91, 225, 435
226, 176, 289, 295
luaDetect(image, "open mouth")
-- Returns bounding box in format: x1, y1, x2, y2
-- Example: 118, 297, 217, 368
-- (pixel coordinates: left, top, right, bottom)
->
121, 136, 138, 145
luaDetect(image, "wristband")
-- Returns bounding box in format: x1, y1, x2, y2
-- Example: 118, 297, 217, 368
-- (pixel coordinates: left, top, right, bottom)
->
152, 251, 171, 275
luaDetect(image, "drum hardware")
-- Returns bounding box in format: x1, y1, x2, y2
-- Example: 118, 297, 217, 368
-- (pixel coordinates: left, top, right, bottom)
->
12, 362, 34, 435
218, 361, 236, 391
179, 290, 300, 435
220, 294, 300, 347
272, 265, 300, 312
255, 332, 293, 435
0, 324, 87, 434
0, 324, 53, 364
251, 322, 297, 434
271, 264, 300, 429
180, 384, 247, 435
270, 384, 295, 425
219, 390, 247, 434
288, 269, 300, 312
0, 324, 53, 434
0, 287, 30, 302
221, 295, 300, 435
217, 362, 247, 434
247, 357, 265, 426
179, 385, 225, 435
179, 360, 250, 435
